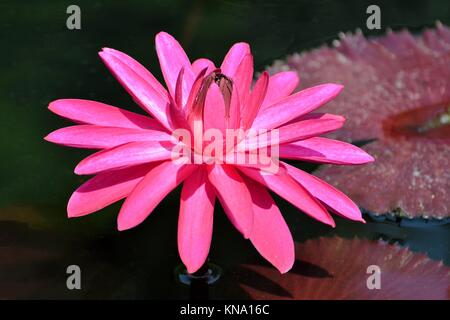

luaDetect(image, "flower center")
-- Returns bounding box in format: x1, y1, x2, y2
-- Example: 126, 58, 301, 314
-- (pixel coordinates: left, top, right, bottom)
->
189, 69, 234, 124
212, 71, 233, 118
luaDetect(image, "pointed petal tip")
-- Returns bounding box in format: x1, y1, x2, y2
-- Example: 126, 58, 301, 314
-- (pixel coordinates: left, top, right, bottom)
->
328, 82, 344, 89
117, 204, 147, 231
74, 163, 89, 175
43, 129, 63, 144
117, 219, 134, 231
73, 165, 82, 175
67, 208, 81, 219
270, 249, 295, 274
271, 250, 295, 274
43, 134, 51, 142
360, 155, 375, 164
324, 114, 346, 125
328, 218, 336, 228
99, 48, 119, 57
66, 190, 101, 219
67, 212, 78, 219
155, 31, 175, 44
348, 210, 366, 223
278, 261, 294, 274
67, 203, 76, 218
366, 154, 375, 163
48, 99, 64, 113
155, 31, 170, 38
154, 32, 180, 53
323, 83, 344, 96
67, 199, 84, 218
230, 41, 250, 50
185, 262, 203, 275
346, 212, 365, 223
354, 150, 375, 164
98, 51, 109, 65
67, 190, 81, 218
98, 50, 109, 61
47, 101, 56, 111
185, 266, 196, 274
98, 50, 116, 63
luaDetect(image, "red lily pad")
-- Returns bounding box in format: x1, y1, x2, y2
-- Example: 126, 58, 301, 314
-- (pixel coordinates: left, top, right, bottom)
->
234, 237, 450, 300
268, 23, 450, 219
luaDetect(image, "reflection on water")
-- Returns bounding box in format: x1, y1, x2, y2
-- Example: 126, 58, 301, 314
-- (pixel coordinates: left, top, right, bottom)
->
0, 0, 449, 298
1, 203, 448, 299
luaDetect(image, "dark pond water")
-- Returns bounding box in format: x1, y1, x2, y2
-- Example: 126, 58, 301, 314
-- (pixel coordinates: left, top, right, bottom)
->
0, 0, 449, 299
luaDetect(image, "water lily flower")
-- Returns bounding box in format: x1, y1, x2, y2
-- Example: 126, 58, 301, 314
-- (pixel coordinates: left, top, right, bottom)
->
45, 32, 374, 274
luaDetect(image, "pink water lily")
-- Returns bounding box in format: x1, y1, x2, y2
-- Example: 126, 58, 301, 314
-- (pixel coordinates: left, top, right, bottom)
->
45, 32, 374, 274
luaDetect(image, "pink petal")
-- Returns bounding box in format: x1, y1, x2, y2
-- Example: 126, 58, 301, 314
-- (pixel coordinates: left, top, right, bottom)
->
207, 164, 254, 238
238, 166, 335, 227
220, 42, 251, 77
242, 71, 269, 129
99, 50, 174, 131
232, 54, 254, 108
227, 82, 241, 129
155, 32, 195, 106
279, 137, 375, 164
178, 168, 215, 273
48, 99, 164, 131
117, 161, 196, 230
192, 58, 215, 75
174, 67, 185, 109
242, 114, 345, 151
283, 162, 365, 222
169, 69, 191, 130
101, 48, 168, 98
67, 164, 154, 217
277, 114, 345, 143
204, 83, 226, 132
261, 71, 300, 109
244, 176, 294, 273
287, 111, 345, 124
186, 67, 208, 117
252, 83, 343, 129
74, 141, 175, 175
45, 125, 173, 149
